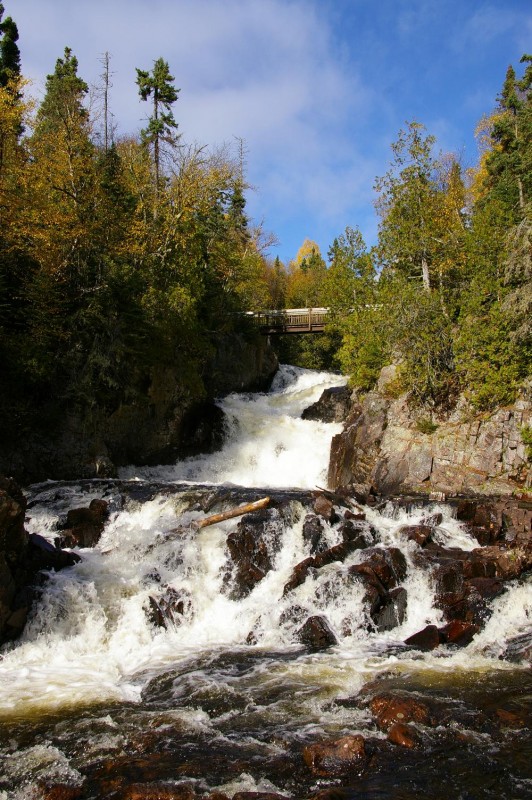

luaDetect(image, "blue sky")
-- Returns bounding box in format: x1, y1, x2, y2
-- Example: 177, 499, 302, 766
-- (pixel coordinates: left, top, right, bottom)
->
10, 0, 532, 263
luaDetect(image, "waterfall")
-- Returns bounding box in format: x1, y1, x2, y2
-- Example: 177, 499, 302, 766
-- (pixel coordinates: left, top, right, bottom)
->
1, 365, 530, 799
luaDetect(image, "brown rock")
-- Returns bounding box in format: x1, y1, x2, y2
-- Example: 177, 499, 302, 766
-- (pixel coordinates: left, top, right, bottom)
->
495, 708, 528, 729
420, 512, 443, 527
36, 785, 83, 800
283, 557, 315, 595
302, 514, 327, 555
303, 734, 367, 777
147, 588, 189, 629
370, 693, 431, 730
360, 547, 407, 589
0, 478, 28, 553
374, 586, 408, 631
404, 624, 442, 651
397, 524, 433, 547
60, 498, 109, 548
226, 509, 282, 599
302, 385, 352, 423
233, 794, 288, 800
314, 494, 336, 522
120, 784, 196, 800
387, 722, 420, 748
297, 615, 338, 650
440, 619, 479, 646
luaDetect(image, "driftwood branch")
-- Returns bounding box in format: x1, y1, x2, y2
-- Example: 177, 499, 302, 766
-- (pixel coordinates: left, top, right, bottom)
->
194, 497, 270, 529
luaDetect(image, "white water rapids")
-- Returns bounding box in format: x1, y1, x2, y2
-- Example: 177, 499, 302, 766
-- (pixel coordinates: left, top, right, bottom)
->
0, 367, 532, 800
1, 364, 530, 731
120, 364, 346, 488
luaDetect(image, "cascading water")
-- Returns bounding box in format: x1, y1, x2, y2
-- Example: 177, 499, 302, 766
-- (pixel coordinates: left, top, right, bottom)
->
0, 365, 531, 800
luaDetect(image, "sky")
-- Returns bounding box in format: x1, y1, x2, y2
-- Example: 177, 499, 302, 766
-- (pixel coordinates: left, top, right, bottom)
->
9, 0, 532, 264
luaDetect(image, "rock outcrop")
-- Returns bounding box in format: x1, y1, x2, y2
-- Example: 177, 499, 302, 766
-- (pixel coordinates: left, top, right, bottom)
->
301, 385, 352, 422
0, 477, 80, 645
328, 370, 531, 496
0, 332, 278, 484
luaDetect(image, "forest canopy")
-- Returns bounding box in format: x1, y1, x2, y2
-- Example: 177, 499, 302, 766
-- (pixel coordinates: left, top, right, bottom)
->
0, 0, 530, 436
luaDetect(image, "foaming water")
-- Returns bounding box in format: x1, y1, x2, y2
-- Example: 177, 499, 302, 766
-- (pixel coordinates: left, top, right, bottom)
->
1, 486, 529, 720
119, 365, 346, 488
1, 366, 531, 798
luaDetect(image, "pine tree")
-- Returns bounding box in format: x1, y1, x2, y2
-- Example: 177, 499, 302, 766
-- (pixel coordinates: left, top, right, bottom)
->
0, 3, 20, 87
136, 58, 179, 191
375, 122, 441, 292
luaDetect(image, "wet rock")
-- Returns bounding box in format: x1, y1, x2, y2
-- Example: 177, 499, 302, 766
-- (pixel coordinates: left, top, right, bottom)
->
404, 624, 442, 651
233, 794, 288, 800
283, 557, 315, 595
449, 577, 505, 626
119, 783, 196, 800
297, 615, 338, 650
387, 721, 420, 748
313, 541, 360, 569
36, 784, 83, 800
178, 401, 227, 456
279, 603, 307, 627
0, 477, 81, 644
0, 476, 28, 554
303, 734, 367, 777
440, 619, 479, 646
456, 499, 503, 545
27, 533, 81, 571
502, 630, 532, 663
494, 708, 529, 728
302, 514, 328, 555
348, 564, 388, 618
420, 512, 443, 527
283, 537, 364, 596
397, 523, 433, 547
374, 587, 408, 632
147, 587, 189, 629
58, 498, 109, 548
360, 547, 407, 589
344, 506, 367, 521
301, 385, 352, 423
369, 693, 432, 730
474, 545, 532, 580
432, 558, 467, 608
313, 494, 337, 522
226, 508, 283, 599
339, 519, 374, 549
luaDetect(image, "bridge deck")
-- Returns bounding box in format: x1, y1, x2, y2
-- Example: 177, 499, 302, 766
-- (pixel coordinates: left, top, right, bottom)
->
246, 308, 329, 335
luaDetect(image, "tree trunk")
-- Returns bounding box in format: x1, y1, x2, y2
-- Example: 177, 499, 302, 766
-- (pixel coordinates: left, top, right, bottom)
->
421, 257, 431, 292
195, 497, 270, 529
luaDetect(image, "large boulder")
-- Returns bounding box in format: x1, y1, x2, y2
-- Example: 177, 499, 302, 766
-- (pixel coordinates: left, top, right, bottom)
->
302, 385, 352, 423
0, 477, 81, 645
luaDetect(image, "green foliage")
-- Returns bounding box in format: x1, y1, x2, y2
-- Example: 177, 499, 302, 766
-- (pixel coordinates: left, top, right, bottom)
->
416, 418, 439, 435
521, 426, 532, 461
0, 3, 20, 86
454, 303, 526, 409
136, 57, 179, 186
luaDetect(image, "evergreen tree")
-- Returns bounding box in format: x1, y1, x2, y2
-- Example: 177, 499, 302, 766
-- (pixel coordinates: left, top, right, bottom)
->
0, 3, 20, 87
35, 47, 88, 135
375, 122, 440, 292
136, 57, 179, 190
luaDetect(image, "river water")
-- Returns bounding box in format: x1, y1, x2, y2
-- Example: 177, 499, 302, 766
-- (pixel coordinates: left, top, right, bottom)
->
0, 366, 531, 799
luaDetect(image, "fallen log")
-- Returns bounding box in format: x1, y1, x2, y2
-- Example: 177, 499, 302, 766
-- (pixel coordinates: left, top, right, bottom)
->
194, 496, 271, 529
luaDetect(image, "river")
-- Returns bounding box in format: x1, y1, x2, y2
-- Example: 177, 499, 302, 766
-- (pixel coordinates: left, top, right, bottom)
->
0, 366, 531, 799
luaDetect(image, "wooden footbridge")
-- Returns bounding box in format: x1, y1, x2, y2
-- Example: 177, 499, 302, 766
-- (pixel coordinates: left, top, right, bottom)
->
245, 308, 329, 335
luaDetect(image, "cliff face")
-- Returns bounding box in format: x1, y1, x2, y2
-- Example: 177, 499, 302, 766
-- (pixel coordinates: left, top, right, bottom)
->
328, 370, 531, 497
0, 333, 278, 484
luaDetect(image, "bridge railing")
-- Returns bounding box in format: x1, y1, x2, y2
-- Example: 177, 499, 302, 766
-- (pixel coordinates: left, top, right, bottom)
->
243, 307, 329, 334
